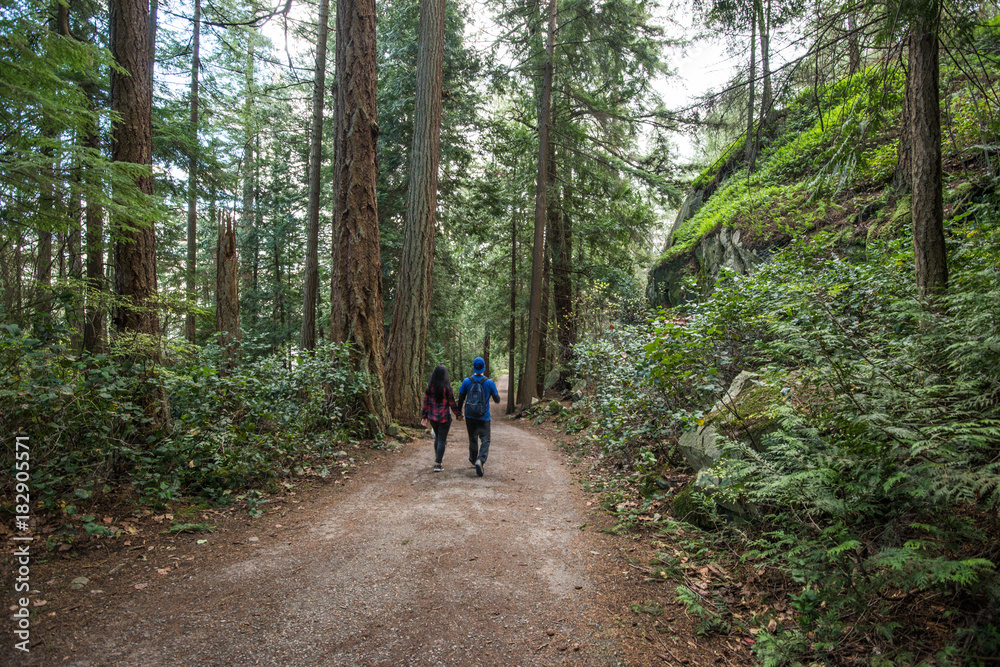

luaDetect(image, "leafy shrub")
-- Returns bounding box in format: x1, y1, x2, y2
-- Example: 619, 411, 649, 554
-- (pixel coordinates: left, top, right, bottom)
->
1, 332, 369, 509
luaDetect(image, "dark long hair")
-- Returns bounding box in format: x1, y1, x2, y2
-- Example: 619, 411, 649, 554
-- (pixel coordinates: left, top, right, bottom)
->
428, 365, 450, 399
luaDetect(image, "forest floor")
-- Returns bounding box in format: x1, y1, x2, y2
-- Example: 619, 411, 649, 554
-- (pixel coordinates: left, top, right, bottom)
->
5, 377, 751, 666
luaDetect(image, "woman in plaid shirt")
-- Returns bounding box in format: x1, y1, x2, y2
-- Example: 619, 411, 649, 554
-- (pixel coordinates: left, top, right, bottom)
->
420, 365, 463, 472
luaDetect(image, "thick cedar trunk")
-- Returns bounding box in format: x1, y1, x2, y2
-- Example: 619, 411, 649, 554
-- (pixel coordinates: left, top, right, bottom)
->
185, 0, 201, 343
521, 0, 557, 408
907, 5, 947, 297
149, 0, 158, 107
300, 0, 331, 352
506, 213, 517, 415
385, 0, 445, 425
331, 0, 389, 434
111, 0, 158, 338
216, 213, 240, 369
83, 92, 105, 353
537, 223, 550, 397
110, 0, 166, 426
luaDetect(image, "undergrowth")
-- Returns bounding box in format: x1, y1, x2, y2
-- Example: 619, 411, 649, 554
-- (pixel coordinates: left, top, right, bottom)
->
0, 333, 370, 511
573, 188, 1000, 662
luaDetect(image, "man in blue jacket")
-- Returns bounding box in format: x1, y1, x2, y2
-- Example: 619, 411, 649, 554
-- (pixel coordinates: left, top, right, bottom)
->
456, 357, 500, 477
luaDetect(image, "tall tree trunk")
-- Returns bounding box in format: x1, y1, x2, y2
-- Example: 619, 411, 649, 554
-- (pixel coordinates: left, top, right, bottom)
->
149, 0, 158, 109
537, 226, 550, 397
34, 141, 55, 319
385, 0, 446, 425
521, 0, 557, 408
552, 211, 573, 388
847, 11, 861, 75
241, 38, 256, 328
330, 0, 389, 435
506, 212, 517, 415
758, 0, 771, 123
68, 162, 84, 352
185, 0, 201, 343
83, 90, 105, 354
745, 17, 757, 168
111, 0, 157, 336
907, 3, 947, 297
300, 0, 331, 352
110, 0, 166, 424
216, 213, 240, 369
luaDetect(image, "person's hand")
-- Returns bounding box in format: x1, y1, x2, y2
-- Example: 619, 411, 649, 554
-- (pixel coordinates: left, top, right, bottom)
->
420, 418, 428, 428
456, 413, 464, 421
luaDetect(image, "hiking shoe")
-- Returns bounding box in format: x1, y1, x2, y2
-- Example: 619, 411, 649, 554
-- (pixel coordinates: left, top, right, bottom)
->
474, 459, 484, 477
433, 463, 443, 473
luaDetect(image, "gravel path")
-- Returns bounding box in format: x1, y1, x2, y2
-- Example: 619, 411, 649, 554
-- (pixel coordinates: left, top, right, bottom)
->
23, 379, 633, 666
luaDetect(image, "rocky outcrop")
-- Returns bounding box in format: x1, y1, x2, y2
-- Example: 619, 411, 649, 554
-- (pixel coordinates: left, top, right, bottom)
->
648, 225, 766, 308
663, 190, 705, 251
673, 371, 786, 521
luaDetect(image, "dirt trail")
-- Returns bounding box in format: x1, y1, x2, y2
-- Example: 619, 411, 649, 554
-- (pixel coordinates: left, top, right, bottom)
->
16, 378, 650, 666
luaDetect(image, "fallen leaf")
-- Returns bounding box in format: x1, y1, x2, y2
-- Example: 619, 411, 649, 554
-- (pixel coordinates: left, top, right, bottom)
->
156, 568, 170, 575
767, 619, 778, 633
102, 517, 113, 524
134, 583, 148, 590
32, 600, 47, 607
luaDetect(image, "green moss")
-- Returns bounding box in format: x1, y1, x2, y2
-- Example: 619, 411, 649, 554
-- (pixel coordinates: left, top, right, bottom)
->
672, 487, 714, 529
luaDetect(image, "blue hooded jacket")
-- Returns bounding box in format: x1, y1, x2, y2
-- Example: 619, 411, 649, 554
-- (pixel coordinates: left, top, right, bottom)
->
457, 357, 500, 420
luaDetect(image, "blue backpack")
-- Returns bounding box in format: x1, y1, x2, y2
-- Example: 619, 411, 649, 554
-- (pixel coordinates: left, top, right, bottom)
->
465, 376, 489, 418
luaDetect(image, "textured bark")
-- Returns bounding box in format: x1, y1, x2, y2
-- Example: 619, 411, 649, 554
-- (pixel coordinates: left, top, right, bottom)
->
216, 213, 240, 369
185, 0, 201, 343
110, 0, 167, 427
537, 219, 550, 398
300, 0, 331, 352
552, 207, 574, 385
521, 0, 557, 408
110, 0, 158, 338
758, 0, 771, 122
241, 39, 256, 326
907, 5, 947, 297
896, 37, 914, 192
385, 0, 445, 425
34, 230, 52, 317
330, 0, 389, 435
506, 214, 517, 416
149, 0, 158, 108
847, 12, 861, 75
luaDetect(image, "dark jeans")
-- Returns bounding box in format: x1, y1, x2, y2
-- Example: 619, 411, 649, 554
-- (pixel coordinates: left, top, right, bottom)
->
465, 418, 491, 463
430, 419, 451, 464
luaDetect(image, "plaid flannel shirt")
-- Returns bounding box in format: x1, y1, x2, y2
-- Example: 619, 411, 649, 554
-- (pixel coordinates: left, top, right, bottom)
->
422, 385, 459, 423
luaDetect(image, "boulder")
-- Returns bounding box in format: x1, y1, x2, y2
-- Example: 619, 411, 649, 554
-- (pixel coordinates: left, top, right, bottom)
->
674, 370, 786, 522
544, 367, 564, 391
